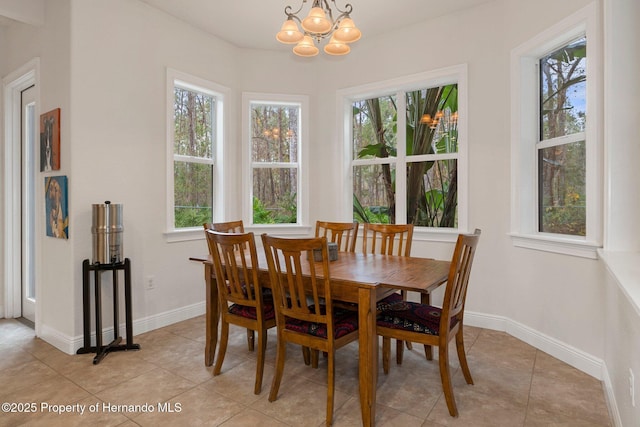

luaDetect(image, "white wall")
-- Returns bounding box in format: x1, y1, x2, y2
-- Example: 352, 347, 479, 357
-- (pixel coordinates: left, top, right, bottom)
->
0, 25, 5, 318
67, 0, 242, 340
601, 0, 640, 424
4, 5, 637, 423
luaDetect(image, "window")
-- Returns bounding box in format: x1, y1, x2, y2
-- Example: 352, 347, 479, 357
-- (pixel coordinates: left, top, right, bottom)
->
341, 66, 467, 240
167, 69, 227, 234
242, 93, 309, 226
538, 37, 586, 235
510, 3, 601, 258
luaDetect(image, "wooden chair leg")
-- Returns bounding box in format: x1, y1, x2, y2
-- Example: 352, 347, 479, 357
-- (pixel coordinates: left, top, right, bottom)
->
396, 338, 404, 365
254, 328, 267, 395
311, 349, 320, 369
424, 344, 433, 360
213, 320, 229, 376
455, 328, 474, 385
269, 334, 287, 402
326, 350, 335, 426
438, 343, 458, 417
302, 346, 311, 365
382, 337, 391, 374
247, 329, 255, 351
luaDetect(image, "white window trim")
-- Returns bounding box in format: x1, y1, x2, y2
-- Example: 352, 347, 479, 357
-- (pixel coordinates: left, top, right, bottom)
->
510, 3, 602, 259
241, 92, 310, 229
336, 65, 469, 243
165, 68, 229, 242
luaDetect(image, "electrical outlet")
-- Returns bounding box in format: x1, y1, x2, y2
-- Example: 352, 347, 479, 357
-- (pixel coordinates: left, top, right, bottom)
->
145, 275, 155, 290
631, 368, 636, 407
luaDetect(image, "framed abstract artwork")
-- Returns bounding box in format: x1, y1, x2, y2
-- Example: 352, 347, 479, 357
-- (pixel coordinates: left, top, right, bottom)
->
40, 108, 61, 172
45, 175, 69, 239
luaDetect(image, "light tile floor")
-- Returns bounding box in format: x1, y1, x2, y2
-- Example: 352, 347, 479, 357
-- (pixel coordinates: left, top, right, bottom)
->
0, 316, 612, 426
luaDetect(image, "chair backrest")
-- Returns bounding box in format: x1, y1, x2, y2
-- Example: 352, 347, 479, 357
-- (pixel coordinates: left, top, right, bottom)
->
204, 220, 246, 254
261, 234, 336, 339
206, 230, 264, 312
204, 220, 245, 233
362, 223, 414, 257
440, 229, 481, 329
315, 221, 359, 252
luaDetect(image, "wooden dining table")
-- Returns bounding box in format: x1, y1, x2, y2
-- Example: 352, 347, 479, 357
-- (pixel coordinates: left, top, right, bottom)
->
193, 250, 451, 426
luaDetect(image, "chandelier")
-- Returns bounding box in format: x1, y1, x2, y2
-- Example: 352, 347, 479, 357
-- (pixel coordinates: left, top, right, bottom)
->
276, 0, 361, 57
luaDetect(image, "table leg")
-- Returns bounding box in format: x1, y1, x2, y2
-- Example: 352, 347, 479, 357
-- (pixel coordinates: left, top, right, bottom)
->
358, 287, 377, 426
204, 262, 219, 367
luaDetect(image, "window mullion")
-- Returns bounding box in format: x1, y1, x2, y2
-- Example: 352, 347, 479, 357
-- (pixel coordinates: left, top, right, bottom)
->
537, 132, 585, 150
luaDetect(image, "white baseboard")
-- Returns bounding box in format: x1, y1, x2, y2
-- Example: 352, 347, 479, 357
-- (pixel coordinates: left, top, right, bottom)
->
38, 301, 206, 355
465, 311, 603, 380
601, 362, 623, 427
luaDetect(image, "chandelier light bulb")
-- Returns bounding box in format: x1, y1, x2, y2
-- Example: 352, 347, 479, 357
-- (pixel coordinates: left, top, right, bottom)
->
334, 17, 361, 43
276, 19, 304, 44
301, 7, 332, 33
293, 35, 319, 57
324, 35, 350, 55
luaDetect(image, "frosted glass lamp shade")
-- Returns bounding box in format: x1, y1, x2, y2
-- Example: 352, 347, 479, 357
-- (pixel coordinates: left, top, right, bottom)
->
293, 35, 319, 57
301, 7, 332, 33
334, 17, 361, 43
324, 35, 350, 55
276, 19, 304, 44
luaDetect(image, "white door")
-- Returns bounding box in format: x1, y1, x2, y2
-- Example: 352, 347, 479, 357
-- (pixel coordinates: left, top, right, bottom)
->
21, 85, 36, 324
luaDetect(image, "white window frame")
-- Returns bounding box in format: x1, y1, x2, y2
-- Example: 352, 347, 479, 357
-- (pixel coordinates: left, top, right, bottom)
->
510, 3, 602, 259
241, 92, 309, 232
165, 69, 228, 241
337, 65, 468, 243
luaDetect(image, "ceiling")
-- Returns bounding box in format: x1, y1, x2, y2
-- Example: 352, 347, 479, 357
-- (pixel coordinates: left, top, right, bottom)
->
138, 0, 493, 51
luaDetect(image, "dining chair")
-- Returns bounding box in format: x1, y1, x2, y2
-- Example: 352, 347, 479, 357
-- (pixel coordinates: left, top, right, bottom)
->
205, 230, 276, 394
307, 221, 359, 366
315, 221, 359, 252
204, 220, 256, 352
204, 219, 245, 233
362, 222, 413, 257
362, 222, 416, 355
376, 229, 481, 417
262, 234, 359, 427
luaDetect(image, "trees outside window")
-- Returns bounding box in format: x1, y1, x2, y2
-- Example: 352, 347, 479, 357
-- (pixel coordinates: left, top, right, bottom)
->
538, 37, 586, 236
173, 86, 215, 228
350, 74, 464, 231
249, 101, 301, 224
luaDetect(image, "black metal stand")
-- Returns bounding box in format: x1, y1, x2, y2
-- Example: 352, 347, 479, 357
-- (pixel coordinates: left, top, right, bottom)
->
76, 258, 140, 364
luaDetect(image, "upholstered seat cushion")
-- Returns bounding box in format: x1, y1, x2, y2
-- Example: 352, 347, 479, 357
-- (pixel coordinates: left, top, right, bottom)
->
284, 307, 358, 339
228, 294, 275, 320
377, 301, 457, 335
376, 291, 403, 311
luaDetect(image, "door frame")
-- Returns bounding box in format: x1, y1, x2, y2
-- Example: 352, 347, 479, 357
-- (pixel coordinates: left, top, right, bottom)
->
3, 58, 40, 333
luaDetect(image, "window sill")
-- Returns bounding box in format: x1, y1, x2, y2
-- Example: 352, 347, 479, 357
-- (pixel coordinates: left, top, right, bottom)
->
164, 224, 313, 243
164, 228, 206, 243
413, 228, 467, 243
598, 249, 640, 317
510, 232, 600, 259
